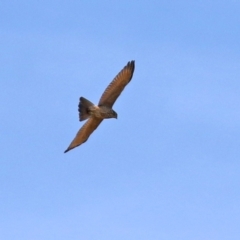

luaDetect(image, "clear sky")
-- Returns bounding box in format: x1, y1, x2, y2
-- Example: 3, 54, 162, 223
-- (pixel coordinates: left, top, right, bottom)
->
1, 1, 240, 239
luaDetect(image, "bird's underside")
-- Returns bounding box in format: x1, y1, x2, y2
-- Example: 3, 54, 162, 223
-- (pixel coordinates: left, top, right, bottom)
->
64, 60, 135, 153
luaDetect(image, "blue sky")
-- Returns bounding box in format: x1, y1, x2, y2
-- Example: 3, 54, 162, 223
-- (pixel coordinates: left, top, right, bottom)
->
1, 1, 240, 239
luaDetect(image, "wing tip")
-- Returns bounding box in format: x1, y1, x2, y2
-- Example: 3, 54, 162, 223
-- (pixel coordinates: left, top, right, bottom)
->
128, 60, 135, 66
64, 145, 75, 153
126, 60, 135, 80
127, 60, 135, 70
64, 148, 70, 153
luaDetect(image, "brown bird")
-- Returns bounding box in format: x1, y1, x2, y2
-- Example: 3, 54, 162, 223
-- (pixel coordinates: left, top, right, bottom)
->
64, 60, 135, 153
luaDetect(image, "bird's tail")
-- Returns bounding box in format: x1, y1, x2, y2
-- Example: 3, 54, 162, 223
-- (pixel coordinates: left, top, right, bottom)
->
78, 97, 94, 121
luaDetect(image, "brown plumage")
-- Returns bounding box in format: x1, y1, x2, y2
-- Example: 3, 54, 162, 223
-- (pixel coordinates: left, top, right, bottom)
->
64, 60, 135, 153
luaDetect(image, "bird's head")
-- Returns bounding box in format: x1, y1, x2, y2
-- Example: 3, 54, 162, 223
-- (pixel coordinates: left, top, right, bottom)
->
112, 110, 118, 119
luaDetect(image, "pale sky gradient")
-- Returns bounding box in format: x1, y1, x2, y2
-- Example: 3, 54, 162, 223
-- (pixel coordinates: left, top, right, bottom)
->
1, 1, 240, 239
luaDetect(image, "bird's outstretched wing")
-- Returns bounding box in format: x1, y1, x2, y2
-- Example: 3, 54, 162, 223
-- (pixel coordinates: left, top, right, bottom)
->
98, 61, 135, 108
64, 117, 103, 153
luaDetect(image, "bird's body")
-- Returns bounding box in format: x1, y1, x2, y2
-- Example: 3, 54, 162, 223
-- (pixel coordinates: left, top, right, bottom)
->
64, 60, 135, 153
87, 104, 117, 119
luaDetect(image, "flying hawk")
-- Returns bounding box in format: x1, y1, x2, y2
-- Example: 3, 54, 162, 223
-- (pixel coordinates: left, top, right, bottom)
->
64, 60, 135, 153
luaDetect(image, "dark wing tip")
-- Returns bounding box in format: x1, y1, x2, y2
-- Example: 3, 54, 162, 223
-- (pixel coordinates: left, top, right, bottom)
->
64, 148, 70, 153
126, 60, 135, 81
64, 146, 77, 153
127, 60, 135, 69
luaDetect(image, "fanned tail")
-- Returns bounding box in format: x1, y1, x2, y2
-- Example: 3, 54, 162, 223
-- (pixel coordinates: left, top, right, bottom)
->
78, 97, 94, 121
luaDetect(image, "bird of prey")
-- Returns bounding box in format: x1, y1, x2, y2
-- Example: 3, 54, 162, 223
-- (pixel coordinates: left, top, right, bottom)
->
64, 60, 135, 153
